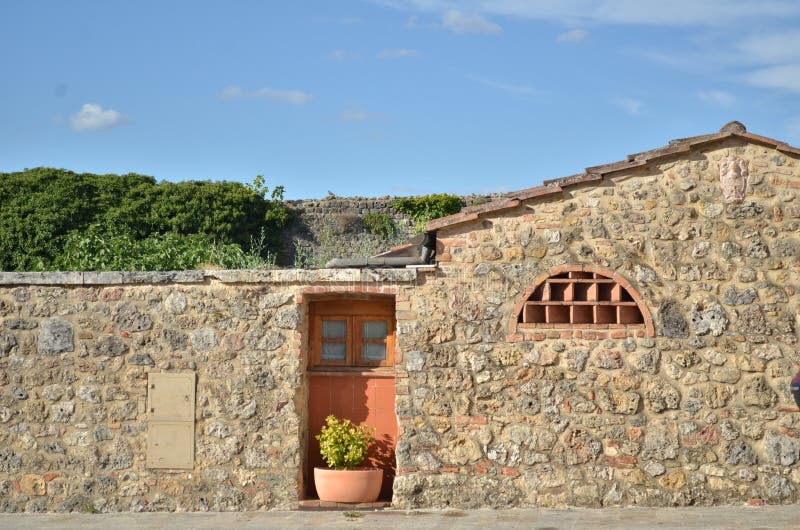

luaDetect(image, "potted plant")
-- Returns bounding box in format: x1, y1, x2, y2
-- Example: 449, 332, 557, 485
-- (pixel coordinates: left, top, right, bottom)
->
314, 415, 383, 503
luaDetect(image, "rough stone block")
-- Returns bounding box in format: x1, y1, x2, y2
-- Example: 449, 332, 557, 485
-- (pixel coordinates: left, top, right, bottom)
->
38, 318, 73, 355
18, 475, 45, 496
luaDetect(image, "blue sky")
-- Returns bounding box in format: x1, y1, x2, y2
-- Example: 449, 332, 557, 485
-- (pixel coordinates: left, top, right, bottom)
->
2, 1, 800, 199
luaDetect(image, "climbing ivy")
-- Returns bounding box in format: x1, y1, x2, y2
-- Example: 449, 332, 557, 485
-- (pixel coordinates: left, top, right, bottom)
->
392, 194, 463, 233
361, 213, 396, 239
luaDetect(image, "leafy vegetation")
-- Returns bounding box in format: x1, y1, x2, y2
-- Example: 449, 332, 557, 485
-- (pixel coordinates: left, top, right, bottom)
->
2, 169, 470, 271
292, 215, 407, 269
52, 224, 275, 271
316, 415, 375, 470
0, 168, 288, 271
361, 213, 395, 239
392, 194, 463, 232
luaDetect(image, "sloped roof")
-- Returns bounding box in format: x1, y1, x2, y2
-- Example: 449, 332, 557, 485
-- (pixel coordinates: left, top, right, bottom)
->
426, 121, 800, 232
372, 232, 426, 258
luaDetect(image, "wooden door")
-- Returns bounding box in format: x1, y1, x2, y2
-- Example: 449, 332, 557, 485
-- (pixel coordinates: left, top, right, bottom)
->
307, 374, 397, 501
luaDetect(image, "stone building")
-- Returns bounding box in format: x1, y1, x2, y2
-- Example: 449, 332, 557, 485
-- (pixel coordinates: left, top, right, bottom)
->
1, 122, 800, 511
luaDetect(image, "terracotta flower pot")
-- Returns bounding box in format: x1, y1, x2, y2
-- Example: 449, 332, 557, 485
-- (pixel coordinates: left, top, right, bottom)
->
314, 467, 383, 503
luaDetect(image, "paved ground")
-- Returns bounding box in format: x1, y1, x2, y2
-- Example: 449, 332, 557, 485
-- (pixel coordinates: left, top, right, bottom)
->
1, 505, 798, 529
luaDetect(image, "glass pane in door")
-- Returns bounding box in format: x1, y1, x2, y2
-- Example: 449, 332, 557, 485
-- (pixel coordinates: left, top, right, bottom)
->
321, 319, 347, 361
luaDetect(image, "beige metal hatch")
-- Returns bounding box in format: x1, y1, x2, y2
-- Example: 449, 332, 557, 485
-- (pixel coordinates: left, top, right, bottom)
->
147, 372, 195, 469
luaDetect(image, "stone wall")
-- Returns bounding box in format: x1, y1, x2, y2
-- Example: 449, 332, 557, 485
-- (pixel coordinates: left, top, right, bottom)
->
287, 193, 498, 224
393, 137, 800, 508
284, 194, 498, 266
0, 269, 418, 513
3, 134, 800, 512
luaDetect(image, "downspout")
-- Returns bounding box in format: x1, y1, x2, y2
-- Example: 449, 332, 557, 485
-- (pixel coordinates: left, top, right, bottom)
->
325, 231, 436, 268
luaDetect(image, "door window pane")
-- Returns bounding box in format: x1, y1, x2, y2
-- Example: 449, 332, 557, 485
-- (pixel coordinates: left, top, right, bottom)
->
312, 304, 394, 367
322, 342, 347, 360
322, 320, 347, 339
362, 342, 387, 361
362, 320, 387, 340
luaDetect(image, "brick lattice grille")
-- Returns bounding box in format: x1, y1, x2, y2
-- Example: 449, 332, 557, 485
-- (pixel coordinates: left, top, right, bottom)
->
518, 270, 645, 327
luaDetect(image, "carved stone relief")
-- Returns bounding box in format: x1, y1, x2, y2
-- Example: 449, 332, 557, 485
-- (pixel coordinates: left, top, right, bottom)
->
718, 156, 749, 203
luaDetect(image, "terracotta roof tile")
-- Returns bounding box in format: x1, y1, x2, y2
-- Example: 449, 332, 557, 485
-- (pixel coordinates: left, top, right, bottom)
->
426, 199, 524, 231
541, 173, 599, 187
373, 243, 416, 258
738, 132, 800, 156
511, 184, 564, 200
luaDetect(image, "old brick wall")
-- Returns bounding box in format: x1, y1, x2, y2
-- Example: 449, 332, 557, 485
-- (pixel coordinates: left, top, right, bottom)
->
0, 269, 416, 512
393, 138, 800, 508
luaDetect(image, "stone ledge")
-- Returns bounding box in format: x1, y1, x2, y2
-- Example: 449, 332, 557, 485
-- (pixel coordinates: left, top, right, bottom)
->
0, 268, 418, 286
0, 272, 85, 285
84, 271, 206, 284
0, 271, 205, 286
298, 499, 391, 510
206, 268, 417, 284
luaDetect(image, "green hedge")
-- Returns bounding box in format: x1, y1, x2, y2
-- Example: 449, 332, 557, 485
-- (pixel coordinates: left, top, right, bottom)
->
0, 168, 288, 271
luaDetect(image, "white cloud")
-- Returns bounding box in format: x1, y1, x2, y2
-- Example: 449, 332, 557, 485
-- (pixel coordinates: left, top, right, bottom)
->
586, 0, 799, 26
220, 86, 313, 104
613, 97, 644, 115
442, 10, 502, 34
468, 75, 535, 95
383, 0, 800, 99
69, 103, 128, 131
744, 64, 800, 92
738, 31, 800, 64
327, 49, 348, 61
220, 86, 244, 99
342, 109, 384, 122
697, 90, 736, 106
378, 0, 800, 27
254, 88, 312, 104
557, 29, 588, 42
378, 48, 419, 58
405, 15, 420, 28
404, 13, 443, 30
636, 49, 717, 71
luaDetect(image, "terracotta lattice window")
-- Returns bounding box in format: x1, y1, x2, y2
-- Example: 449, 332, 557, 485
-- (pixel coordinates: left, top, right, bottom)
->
309, 298, 395, 368
515, 266, 651, 331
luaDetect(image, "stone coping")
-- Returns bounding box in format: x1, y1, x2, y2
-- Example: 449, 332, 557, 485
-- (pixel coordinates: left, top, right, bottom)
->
0, 268, 419, 286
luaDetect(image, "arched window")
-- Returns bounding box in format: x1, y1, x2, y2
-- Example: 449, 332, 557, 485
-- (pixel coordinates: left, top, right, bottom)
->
512, 265, 654, 336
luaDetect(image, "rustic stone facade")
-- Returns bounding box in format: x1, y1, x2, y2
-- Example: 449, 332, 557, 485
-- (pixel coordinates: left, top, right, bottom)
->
0, 270, 418, 512
393, 132, 800, 508
2, 126, 800, 511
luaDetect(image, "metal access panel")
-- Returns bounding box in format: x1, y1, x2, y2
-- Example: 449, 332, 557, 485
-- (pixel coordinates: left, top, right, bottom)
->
147, 372, 195, 421
147, 372, 195, 469
146, 421, 194, 469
